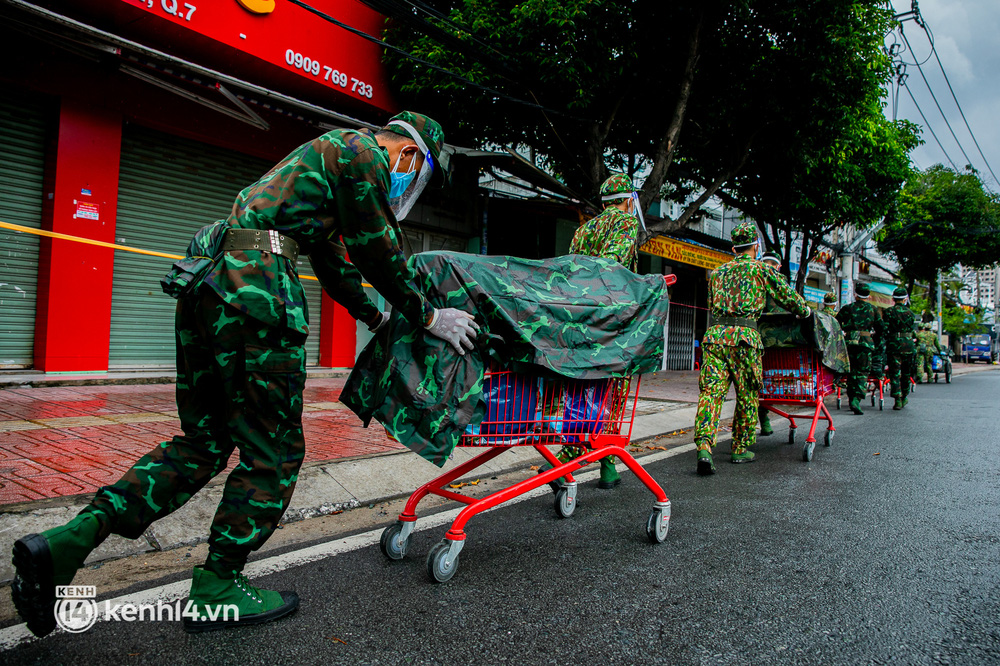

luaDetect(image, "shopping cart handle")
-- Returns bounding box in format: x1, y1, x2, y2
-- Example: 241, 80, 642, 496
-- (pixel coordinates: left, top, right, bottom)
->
662, 274, 677, 286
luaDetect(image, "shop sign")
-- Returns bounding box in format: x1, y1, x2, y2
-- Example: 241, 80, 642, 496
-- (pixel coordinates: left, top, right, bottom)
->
119, 0, 391, 111
640, 236, 732, 270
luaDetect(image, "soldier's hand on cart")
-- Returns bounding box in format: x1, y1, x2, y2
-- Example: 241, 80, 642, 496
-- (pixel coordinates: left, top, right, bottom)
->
425, 308, 480, 355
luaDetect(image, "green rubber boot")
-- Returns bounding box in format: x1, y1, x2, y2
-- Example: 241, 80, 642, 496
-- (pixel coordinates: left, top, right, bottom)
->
537, 446, 582, 492
696, 449, 716, 476
183, 566, 299, 633
597, 456, 621, 490
849, 397, 863, 415
759, 412, 774, 436
731, 450, 756, 464
11, 512, 105, 637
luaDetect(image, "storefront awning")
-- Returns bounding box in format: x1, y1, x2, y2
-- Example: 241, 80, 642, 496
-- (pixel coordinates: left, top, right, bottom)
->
865, 281, 899, 309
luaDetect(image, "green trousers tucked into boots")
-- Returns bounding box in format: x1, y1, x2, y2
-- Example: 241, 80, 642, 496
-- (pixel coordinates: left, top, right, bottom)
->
90, 290, 308, 577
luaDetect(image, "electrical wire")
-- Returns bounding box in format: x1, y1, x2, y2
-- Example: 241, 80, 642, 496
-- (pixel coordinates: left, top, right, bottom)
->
900, 28, 974, 170
900, 80, 958, 171
284, 0, 579, 119
924, 26, 1000, 187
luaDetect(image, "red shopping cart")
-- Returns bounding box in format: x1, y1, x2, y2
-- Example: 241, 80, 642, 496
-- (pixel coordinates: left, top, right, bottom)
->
379, 368, 671, 583
759, 347, 837, 462
835, 374, 889, 411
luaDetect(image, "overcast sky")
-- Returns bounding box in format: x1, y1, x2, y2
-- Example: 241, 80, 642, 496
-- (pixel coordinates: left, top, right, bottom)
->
888, 0, 1000, 190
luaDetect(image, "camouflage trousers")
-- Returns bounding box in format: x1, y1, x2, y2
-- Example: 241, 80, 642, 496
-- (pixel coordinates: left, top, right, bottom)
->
86, 289, 307, 576
869, 348, 886, 379
845, 345, 872, 401
695, 343, 762, 455
887, 351, 915, 399
915, 351, 932, 382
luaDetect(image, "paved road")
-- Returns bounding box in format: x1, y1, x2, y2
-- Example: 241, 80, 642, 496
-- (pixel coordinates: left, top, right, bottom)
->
5, 370, 999, 665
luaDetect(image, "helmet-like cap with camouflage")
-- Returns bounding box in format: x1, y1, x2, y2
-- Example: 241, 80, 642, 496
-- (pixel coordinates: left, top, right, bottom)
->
382, 110, 445, 165
731, 220, 759, 248
823, 292, 837, 304
600, 173, 634, 199
893, 286, 908, 300
855, 283, 871, 299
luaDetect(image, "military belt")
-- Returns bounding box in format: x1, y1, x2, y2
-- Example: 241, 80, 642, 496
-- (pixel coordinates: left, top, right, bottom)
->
224, 228, 300, 263
714, 315, 757, 330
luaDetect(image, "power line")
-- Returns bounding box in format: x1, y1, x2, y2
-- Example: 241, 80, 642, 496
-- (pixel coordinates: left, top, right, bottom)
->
900, 27, 974, 169
922, 24, 1000, 187
901, 78, 958, 171
283, 0, 579, 119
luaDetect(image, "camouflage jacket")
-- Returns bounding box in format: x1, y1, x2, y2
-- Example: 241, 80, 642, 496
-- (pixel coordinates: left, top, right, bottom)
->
821, 304, 839, 316
704, 255, 811, 349
569, 207, 638, 270
916, 329, 941, 354
201, 128, 433, 335
881, 304, 917, 354
835, 300, 882, 349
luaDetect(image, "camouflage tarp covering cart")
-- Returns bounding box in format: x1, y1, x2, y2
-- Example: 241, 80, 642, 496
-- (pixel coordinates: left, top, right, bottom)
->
342, 251, 671, 467
759, 312, 850, 374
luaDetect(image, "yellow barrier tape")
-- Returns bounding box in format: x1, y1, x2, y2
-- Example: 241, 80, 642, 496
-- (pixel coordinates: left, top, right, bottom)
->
0, 219, 382, 286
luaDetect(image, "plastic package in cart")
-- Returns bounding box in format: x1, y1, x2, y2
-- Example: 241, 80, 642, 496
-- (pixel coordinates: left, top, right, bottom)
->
560, 381, 610, 443
465, 371, 540, 444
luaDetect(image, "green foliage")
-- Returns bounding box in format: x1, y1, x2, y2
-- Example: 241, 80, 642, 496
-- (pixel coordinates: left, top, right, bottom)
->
877, 165, 1000, 283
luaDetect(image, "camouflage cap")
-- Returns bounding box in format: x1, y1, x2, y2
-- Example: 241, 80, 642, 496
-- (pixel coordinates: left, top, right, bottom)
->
600, 173, 634, 198
893, 286, 908, 300
855, 283, 871, 298
823, 292, 837, 304
731, 220, 759, 247
383, 111, 445, 164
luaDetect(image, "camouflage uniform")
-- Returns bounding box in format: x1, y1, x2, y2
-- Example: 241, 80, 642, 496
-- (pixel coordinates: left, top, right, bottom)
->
915, 326, 941, 382
835, 288, 882, 408
695, 222, 811, 463
882, 289, 917, 406
82, 112, 444, 577
561, 173, 641, 483
569, 173, 639, 271
821, 293, 838, 316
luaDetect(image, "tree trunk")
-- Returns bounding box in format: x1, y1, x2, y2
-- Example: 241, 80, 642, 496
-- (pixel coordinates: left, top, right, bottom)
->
795, 233, 814, 294
637, 10, 703, 211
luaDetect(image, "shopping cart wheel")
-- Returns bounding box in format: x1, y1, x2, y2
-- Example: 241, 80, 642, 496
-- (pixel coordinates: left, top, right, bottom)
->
379, 521, 412, 561
836, 395, 842, 410
870, 393, 875, 407
879, 397, 884, 411
426, 540, 462, 583
646, 502, 671, 544
787, 428, 796, 445
554, 484, 577, 519
802, 440, 815, 462
824, 430, 834, 447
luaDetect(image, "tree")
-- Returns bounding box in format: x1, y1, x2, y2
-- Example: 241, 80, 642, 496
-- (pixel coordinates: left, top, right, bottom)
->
878, 165, 1000, 290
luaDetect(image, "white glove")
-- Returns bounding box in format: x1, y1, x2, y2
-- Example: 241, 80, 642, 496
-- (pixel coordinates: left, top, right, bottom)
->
425, 308, 479, 355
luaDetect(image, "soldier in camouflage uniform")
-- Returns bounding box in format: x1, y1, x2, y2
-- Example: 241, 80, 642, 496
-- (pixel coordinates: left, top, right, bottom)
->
882, 286, 917, 410
822, 292, 839, 316
836, 283, 883, 415
544, 173, 642, 490
915, 322, 942, 383
11, 112, 479, 637
695, 221, 812, 475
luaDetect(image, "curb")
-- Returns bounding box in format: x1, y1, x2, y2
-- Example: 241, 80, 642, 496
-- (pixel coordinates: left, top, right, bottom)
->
0, 367, 351, 390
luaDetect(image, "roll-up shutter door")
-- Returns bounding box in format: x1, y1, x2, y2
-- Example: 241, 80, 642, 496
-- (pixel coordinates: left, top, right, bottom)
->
0, 93, 48, 368
110, 125, 322, 367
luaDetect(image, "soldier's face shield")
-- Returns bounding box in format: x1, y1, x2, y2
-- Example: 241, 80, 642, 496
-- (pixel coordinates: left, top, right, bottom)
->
385, 120, 434, 220
600, 191, 646, 231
